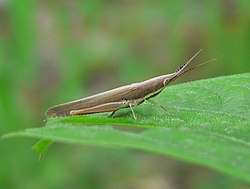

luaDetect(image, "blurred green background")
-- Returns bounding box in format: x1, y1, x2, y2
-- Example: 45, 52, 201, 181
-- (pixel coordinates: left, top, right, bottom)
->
1, 0, 250, 188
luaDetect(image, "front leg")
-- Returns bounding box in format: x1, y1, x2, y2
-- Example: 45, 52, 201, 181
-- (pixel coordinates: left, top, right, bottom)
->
146, 99, 172, 116
146, 99, 166, 111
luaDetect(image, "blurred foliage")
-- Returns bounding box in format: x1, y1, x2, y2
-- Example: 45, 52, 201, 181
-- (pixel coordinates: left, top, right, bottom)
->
0, 0, 250, 188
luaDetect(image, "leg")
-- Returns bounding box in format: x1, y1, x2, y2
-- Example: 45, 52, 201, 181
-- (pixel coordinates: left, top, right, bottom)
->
129, 103, 137, 120
109, 102, 137, 119
146, 99, 172, 116
70, 101, 126, 116
146, 99, 167, 111
108, 110, 117, 118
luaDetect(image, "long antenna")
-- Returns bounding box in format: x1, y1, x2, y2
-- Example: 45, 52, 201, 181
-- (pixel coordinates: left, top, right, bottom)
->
177, 59, 216, 78
163, 51, 216, 86
175, 49, 203, 75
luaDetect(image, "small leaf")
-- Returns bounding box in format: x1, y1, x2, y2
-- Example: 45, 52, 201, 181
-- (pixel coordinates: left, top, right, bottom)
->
2, 73, 250, 182
32, 139, 54, 161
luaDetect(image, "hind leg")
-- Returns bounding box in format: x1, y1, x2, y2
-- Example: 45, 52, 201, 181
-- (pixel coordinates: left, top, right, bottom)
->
70, 101, 127, 116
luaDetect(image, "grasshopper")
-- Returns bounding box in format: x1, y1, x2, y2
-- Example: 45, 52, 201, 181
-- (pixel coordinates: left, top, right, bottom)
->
46, 49, 214, 119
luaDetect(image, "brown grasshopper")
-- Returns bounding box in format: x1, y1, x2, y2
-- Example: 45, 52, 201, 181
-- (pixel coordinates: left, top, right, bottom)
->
46, 49, 214, 119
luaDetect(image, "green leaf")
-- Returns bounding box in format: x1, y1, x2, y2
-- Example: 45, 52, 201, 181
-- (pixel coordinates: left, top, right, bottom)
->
2, 73, 250, 182
32, 139, 54, 161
